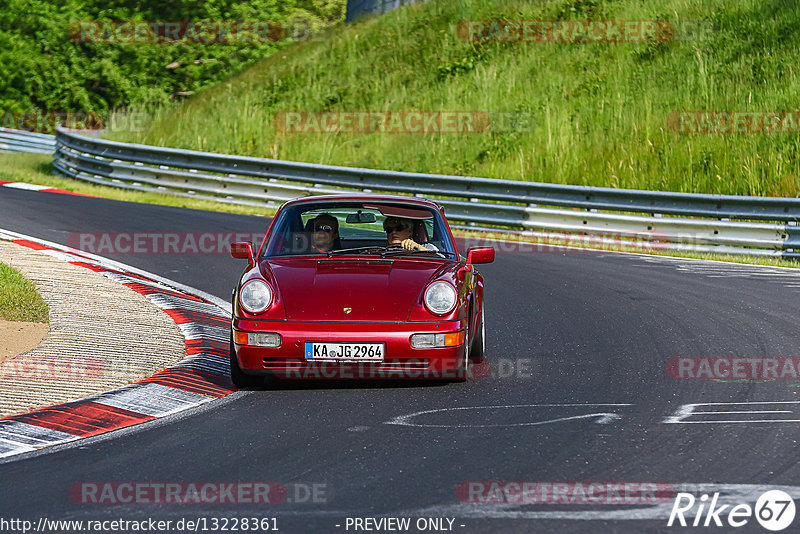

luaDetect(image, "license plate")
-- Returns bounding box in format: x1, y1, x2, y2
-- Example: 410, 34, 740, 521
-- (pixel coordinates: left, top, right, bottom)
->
304, 342, 384, 362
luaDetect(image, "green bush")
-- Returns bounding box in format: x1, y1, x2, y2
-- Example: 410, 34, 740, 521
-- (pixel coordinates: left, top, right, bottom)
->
0, 0, 345, 129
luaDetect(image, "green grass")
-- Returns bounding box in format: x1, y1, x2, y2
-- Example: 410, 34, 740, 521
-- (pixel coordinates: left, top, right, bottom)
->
111, 0, 800, 197
0, 152, 277, 217
0, 261, 49, 322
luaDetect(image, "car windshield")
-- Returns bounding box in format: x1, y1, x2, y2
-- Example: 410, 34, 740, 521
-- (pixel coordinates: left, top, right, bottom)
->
260, 200, 457, 259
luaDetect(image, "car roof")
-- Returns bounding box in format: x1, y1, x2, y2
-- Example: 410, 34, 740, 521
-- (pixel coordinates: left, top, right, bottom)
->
281, 194, 443, 211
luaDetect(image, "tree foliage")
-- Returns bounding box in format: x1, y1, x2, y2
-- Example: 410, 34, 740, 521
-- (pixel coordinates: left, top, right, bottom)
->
0, 0, 345, 128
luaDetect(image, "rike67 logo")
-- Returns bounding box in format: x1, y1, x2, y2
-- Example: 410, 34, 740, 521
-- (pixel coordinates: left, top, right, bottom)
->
668, 490, 796, 531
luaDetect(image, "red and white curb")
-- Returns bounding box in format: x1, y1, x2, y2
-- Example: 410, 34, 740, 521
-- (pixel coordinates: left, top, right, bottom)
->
0, 180, 98, 197
0, 229, 235, 460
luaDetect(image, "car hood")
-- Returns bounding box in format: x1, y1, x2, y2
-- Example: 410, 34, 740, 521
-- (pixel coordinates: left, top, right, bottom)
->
266, 257, 450, 321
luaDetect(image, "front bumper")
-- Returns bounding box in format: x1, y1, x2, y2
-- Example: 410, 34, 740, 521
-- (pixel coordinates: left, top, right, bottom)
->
232, 318, 468, 379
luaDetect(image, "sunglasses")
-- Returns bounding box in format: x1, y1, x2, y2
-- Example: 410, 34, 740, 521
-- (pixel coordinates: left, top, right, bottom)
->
384, 225, 408, 233
314, 225, 334, 233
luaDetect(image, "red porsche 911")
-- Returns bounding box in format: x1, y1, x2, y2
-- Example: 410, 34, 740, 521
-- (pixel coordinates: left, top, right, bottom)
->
229, 195, 494, 385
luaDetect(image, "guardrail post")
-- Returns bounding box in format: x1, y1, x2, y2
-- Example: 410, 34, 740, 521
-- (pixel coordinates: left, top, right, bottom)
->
784, 225, 800, 251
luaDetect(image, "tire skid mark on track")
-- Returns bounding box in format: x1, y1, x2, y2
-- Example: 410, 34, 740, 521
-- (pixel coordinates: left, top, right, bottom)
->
0, 232, 235, 460
635, 255, 800, 286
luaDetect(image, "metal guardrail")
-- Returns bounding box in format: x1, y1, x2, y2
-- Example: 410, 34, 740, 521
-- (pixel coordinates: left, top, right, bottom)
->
53, 126, 800, 258
0, 128, 56, 154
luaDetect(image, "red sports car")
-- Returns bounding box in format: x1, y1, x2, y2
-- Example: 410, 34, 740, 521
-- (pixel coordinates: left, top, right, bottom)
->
229, 195, 494, 385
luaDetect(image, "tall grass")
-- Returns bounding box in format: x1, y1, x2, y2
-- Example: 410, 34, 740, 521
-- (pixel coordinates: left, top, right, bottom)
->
116, 0, 800, 196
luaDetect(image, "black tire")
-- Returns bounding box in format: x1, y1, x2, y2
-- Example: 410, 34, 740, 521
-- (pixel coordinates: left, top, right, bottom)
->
470, 302, 486, 363
229, 333, 263, 388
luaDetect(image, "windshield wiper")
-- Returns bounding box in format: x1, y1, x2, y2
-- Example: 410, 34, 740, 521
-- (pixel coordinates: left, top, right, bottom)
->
327, 246, 387, 257
380, 249, 456, 258
327, 246, 456, 258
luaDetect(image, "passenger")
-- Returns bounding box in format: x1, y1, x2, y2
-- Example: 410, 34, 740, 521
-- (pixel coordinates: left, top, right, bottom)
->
310, 214, 340, 253
383, 216, 438, 251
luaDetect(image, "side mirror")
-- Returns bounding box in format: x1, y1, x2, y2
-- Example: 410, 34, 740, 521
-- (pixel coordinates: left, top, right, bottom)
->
231, 242, 255, 265
466, 247, 495, 266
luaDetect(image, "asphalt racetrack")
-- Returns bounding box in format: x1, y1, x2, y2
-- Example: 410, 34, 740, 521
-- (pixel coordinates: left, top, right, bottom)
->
1, 187, 800, 533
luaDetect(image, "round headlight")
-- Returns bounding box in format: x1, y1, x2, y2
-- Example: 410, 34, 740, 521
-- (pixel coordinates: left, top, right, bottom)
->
239, 279, 273, 314
424, 281, 457, 315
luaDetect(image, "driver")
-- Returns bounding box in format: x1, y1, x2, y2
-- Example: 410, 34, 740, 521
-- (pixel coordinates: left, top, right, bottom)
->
310, 214, 340, 253
383, 216, 438, 251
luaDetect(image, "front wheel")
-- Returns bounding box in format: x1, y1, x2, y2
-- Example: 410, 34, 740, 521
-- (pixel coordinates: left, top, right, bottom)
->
229, 334, 264, 388
470, 302, 485, 363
